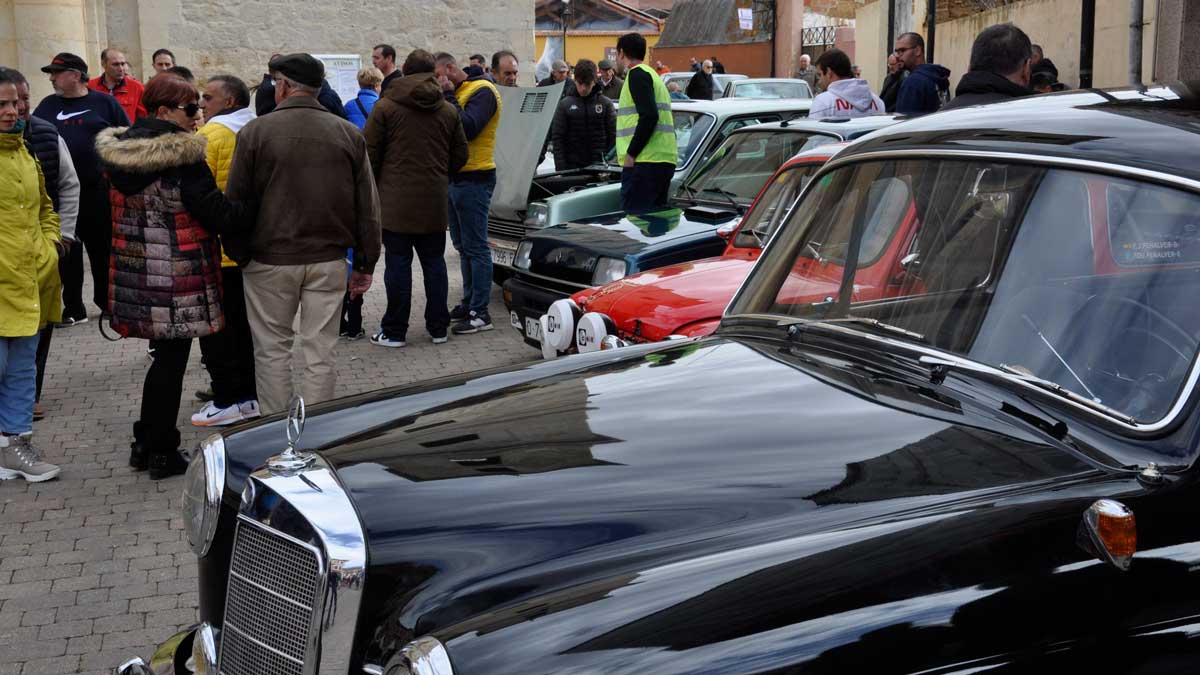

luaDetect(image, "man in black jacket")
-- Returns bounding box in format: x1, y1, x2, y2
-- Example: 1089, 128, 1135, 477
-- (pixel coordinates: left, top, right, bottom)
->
686, 60, 716, 100
551, 60, 616, 171
255, 53, 348, 118
941, 23, 1034, 111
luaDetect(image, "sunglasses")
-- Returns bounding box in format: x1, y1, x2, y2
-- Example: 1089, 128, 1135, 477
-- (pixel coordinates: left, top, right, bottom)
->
177, 102, 201, 117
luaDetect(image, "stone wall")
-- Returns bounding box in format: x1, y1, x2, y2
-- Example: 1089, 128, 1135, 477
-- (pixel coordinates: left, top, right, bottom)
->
6, 0, 533, 101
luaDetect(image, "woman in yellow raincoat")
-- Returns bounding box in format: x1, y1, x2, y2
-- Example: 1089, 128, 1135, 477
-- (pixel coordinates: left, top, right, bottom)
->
0, 70, 64, 482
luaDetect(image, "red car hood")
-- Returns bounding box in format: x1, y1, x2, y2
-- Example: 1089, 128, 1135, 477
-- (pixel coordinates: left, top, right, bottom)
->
574, 255, 759, 341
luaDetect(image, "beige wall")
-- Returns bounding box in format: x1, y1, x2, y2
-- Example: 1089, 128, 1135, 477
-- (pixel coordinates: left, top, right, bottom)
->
916, 0, 1156, 89
5, 0, 534, 102
856, 0, 885, 93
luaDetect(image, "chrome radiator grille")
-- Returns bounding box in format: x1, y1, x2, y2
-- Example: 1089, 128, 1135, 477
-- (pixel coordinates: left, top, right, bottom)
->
489, 219, 527, 241
219, 519, 322, 675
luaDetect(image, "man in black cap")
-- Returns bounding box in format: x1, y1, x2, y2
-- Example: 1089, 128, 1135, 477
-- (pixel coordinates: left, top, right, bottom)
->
598, 59, 624, 100
225, 53, 381, 415
32, 52, 128, 326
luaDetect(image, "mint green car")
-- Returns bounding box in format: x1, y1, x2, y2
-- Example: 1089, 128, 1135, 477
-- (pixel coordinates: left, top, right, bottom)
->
487, 88, 811, 277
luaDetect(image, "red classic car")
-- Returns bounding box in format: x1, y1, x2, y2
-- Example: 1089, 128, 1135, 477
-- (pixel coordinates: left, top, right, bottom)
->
537, 140, 917, 356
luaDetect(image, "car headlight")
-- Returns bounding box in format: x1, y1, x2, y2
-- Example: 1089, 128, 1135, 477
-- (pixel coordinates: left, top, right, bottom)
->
592, 257, 627, 285
182, 433, 225, 557
523, 202, 549, 228
514, 240, 533, 270
394, 636, 454, 674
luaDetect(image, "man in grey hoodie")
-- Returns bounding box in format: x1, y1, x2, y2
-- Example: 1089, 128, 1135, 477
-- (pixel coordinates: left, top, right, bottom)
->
808, 49, 885, 119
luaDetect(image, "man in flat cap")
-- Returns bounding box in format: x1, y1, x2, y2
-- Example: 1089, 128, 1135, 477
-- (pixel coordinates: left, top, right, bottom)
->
225, 53, 382, 414
32, 52, 129, 326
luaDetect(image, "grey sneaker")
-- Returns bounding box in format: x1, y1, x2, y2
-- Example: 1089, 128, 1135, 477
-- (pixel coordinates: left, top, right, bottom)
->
0, 433, 61, 482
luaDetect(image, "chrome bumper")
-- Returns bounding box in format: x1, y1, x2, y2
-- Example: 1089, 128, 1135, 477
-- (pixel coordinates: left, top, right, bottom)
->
114, 624, 209, 675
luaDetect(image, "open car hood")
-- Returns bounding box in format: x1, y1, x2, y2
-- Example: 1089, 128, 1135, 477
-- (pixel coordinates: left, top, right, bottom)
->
491, 82, 567, 220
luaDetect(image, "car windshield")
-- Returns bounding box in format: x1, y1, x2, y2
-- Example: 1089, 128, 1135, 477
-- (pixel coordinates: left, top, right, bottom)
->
734, 81, 812, 99
732, 162, 824, 249
682, 131, 836, 207
673, 111, 716, 167
732, 158, 1200, 425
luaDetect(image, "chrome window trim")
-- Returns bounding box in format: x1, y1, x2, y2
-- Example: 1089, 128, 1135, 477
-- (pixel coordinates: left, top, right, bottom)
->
722, 149, 1200, 435
226, 454, 368, 675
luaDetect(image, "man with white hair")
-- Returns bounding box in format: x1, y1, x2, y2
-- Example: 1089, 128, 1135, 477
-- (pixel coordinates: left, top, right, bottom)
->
685, 59, 716, 99
796, 53, 817, 92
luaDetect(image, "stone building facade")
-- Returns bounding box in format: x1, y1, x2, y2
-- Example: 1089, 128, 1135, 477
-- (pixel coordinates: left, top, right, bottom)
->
2, 0, 534, 102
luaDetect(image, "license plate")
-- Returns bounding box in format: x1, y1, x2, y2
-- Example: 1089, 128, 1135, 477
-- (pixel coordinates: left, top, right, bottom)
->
490, 242, 516, 267
525, 317, 543, 342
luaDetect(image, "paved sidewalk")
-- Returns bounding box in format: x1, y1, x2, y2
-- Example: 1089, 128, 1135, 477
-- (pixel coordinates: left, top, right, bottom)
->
0, 252, 536, 674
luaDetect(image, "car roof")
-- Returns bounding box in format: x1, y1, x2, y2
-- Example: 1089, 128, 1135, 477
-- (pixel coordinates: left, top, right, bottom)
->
743, 114, 901, 139
732, 78, 810, 85
671, 98, 813, 114
841, 84, 1200, 184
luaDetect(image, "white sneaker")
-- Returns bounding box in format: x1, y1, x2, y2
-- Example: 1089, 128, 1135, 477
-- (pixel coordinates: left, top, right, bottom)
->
0, 434, 60, 482
370, 331, 406, 348
191, 401, 246, 427
238, 400, 261, 420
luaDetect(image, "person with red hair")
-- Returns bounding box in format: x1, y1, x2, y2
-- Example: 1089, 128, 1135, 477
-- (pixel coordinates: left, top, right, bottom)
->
96, 73, 256, 479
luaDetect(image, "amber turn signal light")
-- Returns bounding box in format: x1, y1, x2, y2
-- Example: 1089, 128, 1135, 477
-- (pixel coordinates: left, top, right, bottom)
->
1078, 499, 1136, 571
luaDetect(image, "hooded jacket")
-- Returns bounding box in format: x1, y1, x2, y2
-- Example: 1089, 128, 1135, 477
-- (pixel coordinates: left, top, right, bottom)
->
809, 78, 886, 119
0, 128, 62, 336
198, 106, 256, 268
895, 64, 951, 115
96, 118, 253, 340
551, 84, 616, 170
364, 72, 469, 235
941, 70, 1033, 110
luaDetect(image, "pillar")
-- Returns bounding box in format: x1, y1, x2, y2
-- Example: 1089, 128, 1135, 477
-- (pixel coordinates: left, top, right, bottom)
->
11, 0, 90, 101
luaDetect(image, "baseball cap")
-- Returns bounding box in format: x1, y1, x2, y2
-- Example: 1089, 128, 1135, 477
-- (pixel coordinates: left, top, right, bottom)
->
41, 52, 88, 74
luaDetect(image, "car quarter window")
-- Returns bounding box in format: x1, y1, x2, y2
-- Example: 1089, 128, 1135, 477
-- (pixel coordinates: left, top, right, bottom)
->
733, 163, 821, 249
697, 115, 783, 165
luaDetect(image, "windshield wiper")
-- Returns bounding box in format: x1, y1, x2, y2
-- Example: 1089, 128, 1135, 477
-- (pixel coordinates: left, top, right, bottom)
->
700, 186, 741, 211
1021, 314, 1100, 402
919, 355, 1137, 425
823, 317, 927, 343
675, 184, 699, 206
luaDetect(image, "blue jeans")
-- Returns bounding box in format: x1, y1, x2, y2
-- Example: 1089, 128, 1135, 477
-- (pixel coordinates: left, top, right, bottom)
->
381, 230, 450, 339
0, 334, 41, 434
447, 173, 496, 314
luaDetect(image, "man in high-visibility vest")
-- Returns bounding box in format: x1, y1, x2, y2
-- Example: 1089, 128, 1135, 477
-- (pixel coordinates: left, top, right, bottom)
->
615, 33, 677, 214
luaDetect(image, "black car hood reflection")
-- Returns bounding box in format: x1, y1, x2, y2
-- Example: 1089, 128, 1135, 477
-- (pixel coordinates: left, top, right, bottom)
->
529, 205, 735, 259
300, 337, 1100, 664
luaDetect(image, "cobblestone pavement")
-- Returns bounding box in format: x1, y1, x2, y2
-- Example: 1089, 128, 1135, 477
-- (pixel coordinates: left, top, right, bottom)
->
0, 251, 537, 674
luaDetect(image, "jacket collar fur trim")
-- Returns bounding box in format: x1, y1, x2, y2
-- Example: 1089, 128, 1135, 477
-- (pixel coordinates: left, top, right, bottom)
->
95, 124, 207, 173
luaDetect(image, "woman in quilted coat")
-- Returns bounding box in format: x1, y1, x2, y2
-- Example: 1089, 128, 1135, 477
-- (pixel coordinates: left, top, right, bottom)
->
96, 73, 255, 479
0, 70, 64, 483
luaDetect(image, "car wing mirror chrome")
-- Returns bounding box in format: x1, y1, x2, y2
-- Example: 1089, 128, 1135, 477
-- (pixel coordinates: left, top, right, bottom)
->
900, 252, 921, 271
1077, 499, 1136, 571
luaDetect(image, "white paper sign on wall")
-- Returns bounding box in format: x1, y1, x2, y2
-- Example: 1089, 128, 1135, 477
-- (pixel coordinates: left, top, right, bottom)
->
313, 54, 364, 105
738, 8, 754, 30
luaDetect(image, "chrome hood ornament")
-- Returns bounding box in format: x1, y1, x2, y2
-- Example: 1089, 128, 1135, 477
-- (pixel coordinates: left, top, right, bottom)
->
268, 396, 316, 472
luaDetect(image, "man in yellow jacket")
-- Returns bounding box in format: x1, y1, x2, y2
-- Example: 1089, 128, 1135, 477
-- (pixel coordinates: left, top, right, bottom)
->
192, 74, 261, 427
0, 72, 62, 482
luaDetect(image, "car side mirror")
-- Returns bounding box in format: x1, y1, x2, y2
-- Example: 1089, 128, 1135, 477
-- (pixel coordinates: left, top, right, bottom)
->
716, 220, 740, 240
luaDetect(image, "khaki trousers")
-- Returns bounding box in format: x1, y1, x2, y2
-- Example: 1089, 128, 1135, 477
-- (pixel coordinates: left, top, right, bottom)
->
242, 259, 345, 415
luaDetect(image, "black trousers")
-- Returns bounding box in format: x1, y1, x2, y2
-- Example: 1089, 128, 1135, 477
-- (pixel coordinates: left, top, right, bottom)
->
199, 267, 257, 408
62, 188, 111, 318
340, 291, 363, 334
34, 325, 52, 402
619, 161, 675, 214
138, 337, 190, 450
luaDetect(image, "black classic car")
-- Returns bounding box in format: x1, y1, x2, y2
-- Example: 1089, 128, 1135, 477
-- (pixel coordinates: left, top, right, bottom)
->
119, 84, 1200, 675
504, 115, 898, 348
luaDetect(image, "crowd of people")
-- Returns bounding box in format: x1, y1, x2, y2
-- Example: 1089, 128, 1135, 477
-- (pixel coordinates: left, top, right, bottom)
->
0, 22, 1072, 484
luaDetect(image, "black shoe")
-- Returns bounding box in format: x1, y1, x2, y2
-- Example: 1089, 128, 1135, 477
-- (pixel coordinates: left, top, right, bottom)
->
340, 329, 366, 341
450, 304, 469, 321
148, 450, 188, 480
194, 388, 214, 402
451, 311, 494, 335
56, 314, 88, 327
129, 441, 148, 471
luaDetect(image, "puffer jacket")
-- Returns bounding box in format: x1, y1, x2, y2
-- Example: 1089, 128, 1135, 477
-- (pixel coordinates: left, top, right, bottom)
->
0, 129, 62, 336
97, 118, 255, 340
364, 72, 468, 235
551, 86, 616, 170
198, 107, 255, 268
197, 107, 255, 192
